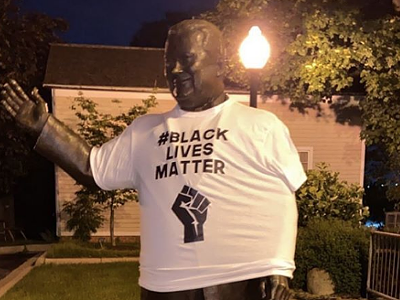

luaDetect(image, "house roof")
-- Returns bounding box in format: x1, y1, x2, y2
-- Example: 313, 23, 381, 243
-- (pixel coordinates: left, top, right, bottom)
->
43, 44, 168, 90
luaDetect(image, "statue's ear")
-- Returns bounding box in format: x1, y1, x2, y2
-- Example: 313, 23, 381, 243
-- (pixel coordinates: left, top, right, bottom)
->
216, 51, 226, 77
216, 60, 224, 77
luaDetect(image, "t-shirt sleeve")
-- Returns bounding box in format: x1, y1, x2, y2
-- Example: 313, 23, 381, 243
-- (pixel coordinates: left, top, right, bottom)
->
264, 118, 307, 192
90, 125, 137, 191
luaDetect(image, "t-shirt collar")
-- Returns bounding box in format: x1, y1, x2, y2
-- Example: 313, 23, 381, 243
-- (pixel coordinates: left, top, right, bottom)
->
173, 96, 233, 118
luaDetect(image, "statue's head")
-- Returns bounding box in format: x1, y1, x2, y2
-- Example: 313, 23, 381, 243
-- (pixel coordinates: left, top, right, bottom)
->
165, 19, 225, 112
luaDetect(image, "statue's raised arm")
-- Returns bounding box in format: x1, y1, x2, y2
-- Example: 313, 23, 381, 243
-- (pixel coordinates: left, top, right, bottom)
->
1, 79, 98, 189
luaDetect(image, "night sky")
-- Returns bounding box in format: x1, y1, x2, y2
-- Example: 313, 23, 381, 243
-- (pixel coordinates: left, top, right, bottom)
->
20, 0, 219, 46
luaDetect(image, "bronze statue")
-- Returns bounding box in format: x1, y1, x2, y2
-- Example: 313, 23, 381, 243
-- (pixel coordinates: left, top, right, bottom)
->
1, 19, 303, 300
164, 20, 226, 111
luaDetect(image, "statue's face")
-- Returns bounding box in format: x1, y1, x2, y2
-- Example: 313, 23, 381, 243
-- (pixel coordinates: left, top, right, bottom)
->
165, 28, 224, 111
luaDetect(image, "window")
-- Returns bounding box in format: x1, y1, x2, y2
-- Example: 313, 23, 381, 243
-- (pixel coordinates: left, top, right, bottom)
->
386, 212, 400, 229
297, 147, 313, 171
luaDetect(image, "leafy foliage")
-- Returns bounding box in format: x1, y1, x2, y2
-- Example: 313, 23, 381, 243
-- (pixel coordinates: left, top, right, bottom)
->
0, 0, 67, 195
293, 218, 370, 296
203, 0, 400, 206
203, 0, 396, 99
63, 189, 105, 242
66, 93, 157, 244
296, 163, 368, 226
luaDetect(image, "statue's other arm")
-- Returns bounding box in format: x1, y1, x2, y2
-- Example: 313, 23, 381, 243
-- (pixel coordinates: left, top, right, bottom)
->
1, 79, 99, 189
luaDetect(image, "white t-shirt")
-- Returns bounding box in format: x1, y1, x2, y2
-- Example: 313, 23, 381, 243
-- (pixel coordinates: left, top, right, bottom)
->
90, 98, 307, 292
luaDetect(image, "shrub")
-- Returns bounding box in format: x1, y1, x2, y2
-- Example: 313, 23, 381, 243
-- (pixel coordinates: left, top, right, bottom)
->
62, 189, 105, 242
296, 163, 368, 227
293, 218, 370, 296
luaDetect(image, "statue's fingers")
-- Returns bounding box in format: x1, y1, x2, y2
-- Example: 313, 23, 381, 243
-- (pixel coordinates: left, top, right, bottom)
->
1, 100, 17, 117
2, 94, 20, 111
284, 290, 292, 300
31, 88, 47, 108
281, 288, 292, 300
8, 79, 31, 103
272, 285, 285, 300
3, 82, 24, 106
2, 89, 20, 110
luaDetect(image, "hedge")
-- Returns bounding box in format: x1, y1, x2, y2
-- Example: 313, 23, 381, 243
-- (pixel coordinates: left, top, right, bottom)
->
293, 218, 370, 296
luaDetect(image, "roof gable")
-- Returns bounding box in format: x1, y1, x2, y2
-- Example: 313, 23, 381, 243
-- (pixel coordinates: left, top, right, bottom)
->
44, 44, 168, 90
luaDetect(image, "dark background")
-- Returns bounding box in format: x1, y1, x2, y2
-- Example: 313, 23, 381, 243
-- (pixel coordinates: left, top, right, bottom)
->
20, 0, 219, 46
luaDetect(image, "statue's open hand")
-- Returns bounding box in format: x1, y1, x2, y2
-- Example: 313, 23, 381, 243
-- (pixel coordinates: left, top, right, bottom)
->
270, 282, 292, 300
264, 275, 292, 300
1, 79, 49, 137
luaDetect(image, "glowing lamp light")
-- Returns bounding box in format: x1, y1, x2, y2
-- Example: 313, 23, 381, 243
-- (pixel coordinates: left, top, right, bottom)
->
239, 26, 271, 69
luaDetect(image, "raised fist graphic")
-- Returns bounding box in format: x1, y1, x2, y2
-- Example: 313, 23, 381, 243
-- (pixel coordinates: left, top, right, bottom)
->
172, 185, 210, 243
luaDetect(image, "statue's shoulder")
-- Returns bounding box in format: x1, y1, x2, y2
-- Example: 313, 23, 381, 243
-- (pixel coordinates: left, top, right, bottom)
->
229, 100, 281, 125
128, 108, 176, 132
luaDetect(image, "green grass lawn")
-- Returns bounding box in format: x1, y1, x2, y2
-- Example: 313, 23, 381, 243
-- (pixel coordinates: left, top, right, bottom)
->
46, 241, 140, 258
2, 262, 140, 300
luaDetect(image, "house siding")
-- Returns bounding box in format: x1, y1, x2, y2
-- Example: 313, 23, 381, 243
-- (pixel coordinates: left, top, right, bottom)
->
257, 100, 364, 185
52, 89, 364, 238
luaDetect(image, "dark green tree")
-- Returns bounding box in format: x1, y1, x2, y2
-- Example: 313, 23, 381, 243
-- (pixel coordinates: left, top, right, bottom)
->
0, 0, 67, 195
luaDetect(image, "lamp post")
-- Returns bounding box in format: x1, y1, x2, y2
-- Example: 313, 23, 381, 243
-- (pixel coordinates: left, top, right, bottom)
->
239, 26, 270, 108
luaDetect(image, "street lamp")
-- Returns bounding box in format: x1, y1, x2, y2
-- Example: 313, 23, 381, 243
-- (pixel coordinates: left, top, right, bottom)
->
239, 26, 271, 108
